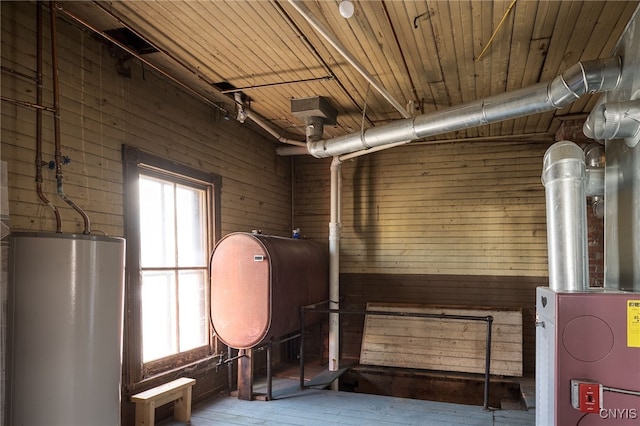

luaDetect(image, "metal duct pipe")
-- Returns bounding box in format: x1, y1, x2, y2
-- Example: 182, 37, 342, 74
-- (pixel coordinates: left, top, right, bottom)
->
584, 143, 605, 218
308, 57, 622, 158
584, 143, 605, 196
583, 99, 640, 147
303, 116, 325, 142
541, 141, 589, 292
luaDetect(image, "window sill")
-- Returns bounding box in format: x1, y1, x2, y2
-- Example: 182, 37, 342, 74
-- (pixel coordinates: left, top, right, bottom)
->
125, 353, 224, 395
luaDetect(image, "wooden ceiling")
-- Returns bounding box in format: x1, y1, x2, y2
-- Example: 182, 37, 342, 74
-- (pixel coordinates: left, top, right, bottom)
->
59, 1, 639, 146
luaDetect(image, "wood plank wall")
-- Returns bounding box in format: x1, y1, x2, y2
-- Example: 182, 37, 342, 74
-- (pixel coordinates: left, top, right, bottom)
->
1, 2, 292, 423
295, 140, 551, 276
1, 2, 292, 238
294, 140, 552, 376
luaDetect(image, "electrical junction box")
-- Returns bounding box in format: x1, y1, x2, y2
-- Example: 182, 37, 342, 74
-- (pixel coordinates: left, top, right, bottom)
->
571, 379, 603, 412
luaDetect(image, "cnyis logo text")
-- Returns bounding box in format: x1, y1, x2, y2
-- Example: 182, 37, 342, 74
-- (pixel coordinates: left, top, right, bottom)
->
599, 408, 638, 420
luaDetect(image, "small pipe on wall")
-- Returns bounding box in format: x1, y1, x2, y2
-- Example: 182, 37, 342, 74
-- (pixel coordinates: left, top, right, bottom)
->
49, 1, 91, 234
35, 1, 62, 232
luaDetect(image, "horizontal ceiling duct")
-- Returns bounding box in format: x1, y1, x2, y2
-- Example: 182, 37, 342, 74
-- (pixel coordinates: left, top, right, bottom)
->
307, 57, 622, 158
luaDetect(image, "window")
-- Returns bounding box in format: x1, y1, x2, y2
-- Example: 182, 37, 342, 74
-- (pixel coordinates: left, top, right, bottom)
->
123, 145, 221, 381
139, 174, 209, 362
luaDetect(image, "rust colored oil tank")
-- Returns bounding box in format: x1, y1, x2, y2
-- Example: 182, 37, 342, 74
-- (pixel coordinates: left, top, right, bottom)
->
210, 232, 328, 349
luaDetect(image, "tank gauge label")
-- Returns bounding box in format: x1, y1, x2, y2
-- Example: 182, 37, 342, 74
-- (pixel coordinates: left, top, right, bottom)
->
628, 300, 640, 348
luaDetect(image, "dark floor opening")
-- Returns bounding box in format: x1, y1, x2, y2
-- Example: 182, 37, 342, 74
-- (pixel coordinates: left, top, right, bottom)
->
338, 365, 525, 410
272, 359, 527, 410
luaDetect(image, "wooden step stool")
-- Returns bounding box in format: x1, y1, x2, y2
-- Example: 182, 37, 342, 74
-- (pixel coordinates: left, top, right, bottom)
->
131, 377, 196, 426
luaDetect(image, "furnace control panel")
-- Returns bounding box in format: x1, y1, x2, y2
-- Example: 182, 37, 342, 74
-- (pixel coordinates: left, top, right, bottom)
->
571, 379, 603, 413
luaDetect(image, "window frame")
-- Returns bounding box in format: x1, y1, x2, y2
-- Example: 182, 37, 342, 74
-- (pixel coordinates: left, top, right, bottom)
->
122, 145, 221, 384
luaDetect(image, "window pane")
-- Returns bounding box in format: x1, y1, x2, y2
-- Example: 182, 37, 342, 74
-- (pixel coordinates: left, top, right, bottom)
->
178, 270, 208, 351
142, 271, 177, 362
176, 185, 207, 267
140, 176, 176, 267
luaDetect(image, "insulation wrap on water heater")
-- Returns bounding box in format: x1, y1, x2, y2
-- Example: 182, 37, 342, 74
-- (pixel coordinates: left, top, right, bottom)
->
210, 232, 328, 349
8, 232, 125, 426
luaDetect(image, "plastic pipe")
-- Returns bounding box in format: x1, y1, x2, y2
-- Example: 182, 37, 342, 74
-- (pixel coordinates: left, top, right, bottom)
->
328, 157, 341, 375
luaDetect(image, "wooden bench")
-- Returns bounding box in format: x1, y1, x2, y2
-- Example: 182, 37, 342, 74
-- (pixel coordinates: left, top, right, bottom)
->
131, 377, 195, 426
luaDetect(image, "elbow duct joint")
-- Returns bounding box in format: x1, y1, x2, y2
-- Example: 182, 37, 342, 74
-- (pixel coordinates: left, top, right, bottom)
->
583, 99, 640, 147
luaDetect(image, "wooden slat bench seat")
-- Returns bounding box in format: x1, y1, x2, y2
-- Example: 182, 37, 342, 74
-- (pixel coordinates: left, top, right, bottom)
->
131, 377, 195, 426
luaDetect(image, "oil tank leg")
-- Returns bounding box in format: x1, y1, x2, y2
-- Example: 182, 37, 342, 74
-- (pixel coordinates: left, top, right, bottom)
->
266, 343, 272, 401
238, 349, 253, 400
227, 346, 234, 395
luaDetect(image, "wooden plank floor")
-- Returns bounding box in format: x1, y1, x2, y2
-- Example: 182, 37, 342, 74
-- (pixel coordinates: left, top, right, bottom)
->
160, 378, 535, 426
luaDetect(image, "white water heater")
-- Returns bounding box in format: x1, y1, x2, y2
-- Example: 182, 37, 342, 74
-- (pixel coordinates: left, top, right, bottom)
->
7, 232, 125, 426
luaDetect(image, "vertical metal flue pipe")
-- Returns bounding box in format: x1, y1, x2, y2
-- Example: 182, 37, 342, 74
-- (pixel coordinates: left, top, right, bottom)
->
541, 141, 589, 291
